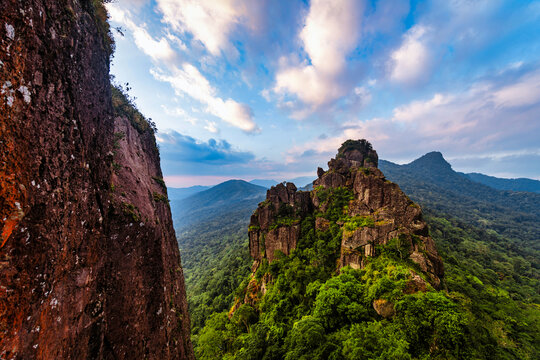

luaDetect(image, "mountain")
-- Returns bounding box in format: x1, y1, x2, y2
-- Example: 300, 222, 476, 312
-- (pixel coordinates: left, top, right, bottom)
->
0, 2, 192, 358
168, 185, 210, 201
250, 179, 279, 188
463, 172, 540, 193
171, 180, 267, 230
171, 180, 267, 332
379, 153, 540, 248
192, 141, 539, 359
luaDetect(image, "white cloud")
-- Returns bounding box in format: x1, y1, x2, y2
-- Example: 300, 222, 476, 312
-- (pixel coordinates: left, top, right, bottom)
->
274, 62, 344, 108
493, 70, 540, 108
273, 0, 364, 109
204, 121, 219, 134
107, 4, 178, 64
161, 105, 198, 125
156, 0, 261, 56
152, 63, 260, 133
393, 93, 453, 123
287, 67, 540, 164
389, 25, 431, 85
300, 0, 362, 75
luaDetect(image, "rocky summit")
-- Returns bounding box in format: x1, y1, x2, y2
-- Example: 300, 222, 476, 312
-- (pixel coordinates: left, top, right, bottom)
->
248, 139, 444, 288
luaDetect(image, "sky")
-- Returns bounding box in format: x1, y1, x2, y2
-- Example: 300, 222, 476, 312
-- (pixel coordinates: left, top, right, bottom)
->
106, 0, 540, 187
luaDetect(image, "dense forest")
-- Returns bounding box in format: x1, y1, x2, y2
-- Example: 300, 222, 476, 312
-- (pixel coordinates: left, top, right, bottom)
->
171, 153, 539, 360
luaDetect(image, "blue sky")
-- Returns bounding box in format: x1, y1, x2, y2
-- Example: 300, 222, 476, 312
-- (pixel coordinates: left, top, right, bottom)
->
107, 0, 540, 186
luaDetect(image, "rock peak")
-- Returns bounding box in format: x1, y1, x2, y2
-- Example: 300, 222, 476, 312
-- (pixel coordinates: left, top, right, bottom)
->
324, 140, 378, 176
248, 138, 444, 291
409, 151, 452, 171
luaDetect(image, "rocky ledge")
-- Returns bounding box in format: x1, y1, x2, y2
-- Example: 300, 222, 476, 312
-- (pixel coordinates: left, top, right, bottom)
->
248, 139, 444, 288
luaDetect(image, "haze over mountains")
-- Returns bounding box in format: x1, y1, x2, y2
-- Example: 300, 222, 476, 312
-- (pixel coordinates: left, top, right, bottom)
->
168, 151, 540, 205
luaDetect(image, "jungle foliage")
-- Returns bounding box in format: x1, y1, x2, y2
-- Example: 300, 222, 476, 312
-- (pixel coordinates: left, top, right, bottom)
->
175, 163, 539, 359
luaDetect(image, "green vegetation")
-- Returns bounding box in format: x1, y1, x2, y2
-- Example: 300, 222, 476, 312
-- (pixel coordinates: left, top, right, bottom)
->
111, 83, 158, 135
183, 180, 539, 359
111, 160, 121, 173
90, 0, 115, 58
152, 191, 169, 203
113, 131, 125, 149
337, 139, 373, 157
152, 176, 167, 190
122, 202, 140, 222
343, 215, 375, 234
171, 183, 265, 334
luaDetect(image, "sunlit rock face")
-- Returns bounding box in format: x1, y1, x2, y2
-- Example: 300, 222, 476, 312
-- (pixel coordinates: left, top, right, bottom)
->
248, 139, 443, 287
0, 1, 193, 358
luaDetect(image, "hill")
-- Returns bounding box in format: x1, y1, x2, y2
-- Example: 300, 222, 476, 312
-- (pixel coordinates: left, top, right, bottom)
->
463, 172, 540, 193
170, 180, 266, 230
170, 180, 267, 332
379, 153, 540, 248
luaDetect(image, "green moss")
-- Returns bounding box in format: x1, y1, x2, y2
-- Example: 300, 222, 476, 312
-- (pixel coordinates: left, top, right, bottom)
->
113, 131, 125, 149
111, 84, 157, 135
248, 225, 261, 232
260, 199, 271, 207
152, 176, 167, 189
122, 202, 140, 222
255, 259, 269, 280
90, 0, 115, 58
153, 191, 169, 203
269, 217, 299, 230
112, 161, 122, 173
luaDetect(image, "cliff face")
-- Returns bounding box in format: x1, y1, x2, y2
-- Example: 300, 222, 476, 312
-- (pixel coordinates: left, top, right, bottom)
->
248, 140, 444, 288
0, 1, 193, 359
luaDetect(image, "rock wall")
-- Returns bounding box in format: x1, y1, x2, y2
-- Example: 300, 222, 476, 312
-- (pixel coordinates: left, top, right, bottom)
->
249, 182, 312, 263
248, 140, 444, 287
0, 1, 193, 358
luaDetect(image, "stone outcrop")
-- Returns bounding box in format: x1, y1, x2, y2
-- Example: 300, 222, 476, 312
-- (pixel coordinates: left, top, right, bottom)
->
0, 1, 193, 359
248, 139, 444, 287
249, 182, 312, 263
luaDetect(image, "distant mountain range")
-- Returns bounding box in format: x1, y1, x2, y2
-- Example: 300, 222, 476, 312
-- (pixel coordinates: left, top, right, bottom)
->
379, 152, 540, 246
462, 172, 540, 193
167, 156, 539, 204
169, 179, 266, 231
249, 176, 316, 189
167, 185, 210, 201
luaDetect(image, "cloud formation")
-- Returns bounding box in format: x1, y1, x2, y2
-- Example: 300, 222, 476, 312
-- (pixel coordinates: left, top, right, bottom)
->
106, 0, 540, 183
389, 25, 432, 85
156, 0, 262, 57
107, 4, 178, 65
157, 130, 254, 164
273, 0, 364, 110
287, 66, 540, 166
151, 64, 260, 133
108, 2, 260, 134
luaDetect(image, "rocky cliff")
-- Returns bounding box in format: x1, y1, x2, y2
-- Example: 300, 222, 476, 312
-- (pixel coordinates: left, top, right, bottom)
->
0, 1, 193, 359
248, 140, 444, 289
